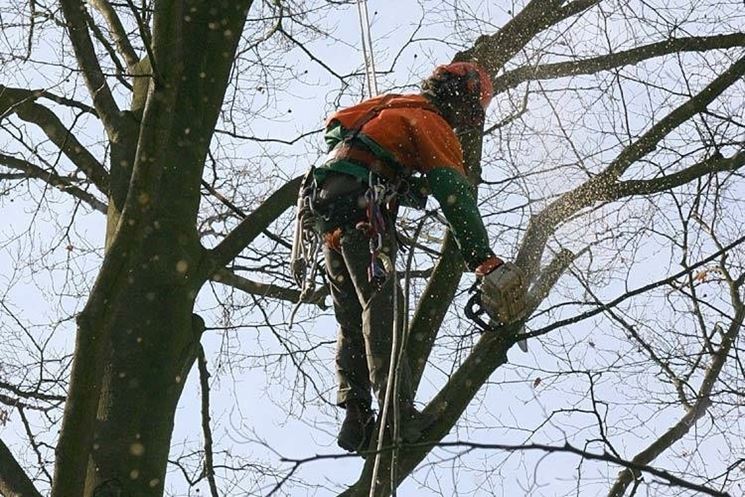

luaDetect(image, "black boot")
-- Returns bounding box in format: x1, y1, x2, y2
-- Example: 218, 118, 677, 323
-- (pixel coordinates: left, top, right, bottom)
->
337, 401, 376, 454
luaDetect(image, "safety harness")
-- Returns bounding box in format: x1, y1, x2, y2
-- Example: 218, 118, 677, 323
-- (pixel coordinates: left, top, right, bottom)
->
291, 95, 440, 311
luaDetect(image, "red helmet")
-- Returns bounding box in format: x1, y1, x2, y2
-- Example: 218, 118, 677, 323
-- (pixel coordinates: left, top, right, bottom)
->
430, 62, 493, 111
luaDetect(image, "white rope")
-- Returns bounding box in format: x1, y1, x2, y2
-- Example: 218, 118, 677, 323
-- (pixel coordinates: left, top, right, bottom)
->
355, 0, 378, 97
389, 215, 427, 494
369, 214, 429, 497
368, 261, 398, 497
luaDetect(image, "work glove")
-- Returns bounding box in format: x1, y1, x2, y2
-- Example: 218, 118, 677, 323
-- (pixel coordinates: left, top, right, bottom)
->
475, 256, 528, 327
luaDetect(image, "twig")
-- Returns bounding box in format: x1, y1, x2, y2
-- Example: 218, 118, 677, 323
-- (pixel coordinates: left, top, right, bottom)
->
197, 345, 220, 497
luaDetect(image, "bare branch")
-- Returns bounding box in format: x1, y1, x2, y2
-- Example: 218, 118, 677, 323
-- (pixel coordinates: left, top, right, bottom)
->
607, 57, 745, 178
211, 268, 328, 307
612, 150, 745, 198
58, 0, 122, 134
89, 0, 140, 69
457, 0, 600, 73
36, 91, 97, 116
303, 440, 731, 497
527, 248, 576, 306
278, 26, 345, 81
607, 281, 745, 496
124, 0, 162, 86
450, 441, 731, 497
206, 176, 302, 275
0, 85, 110, 193
213, 127, 323, 145
515, 55, 745, 277
525, 234, 745, 339
0, 380, 65, 404
85, 12, 134, 90
0, 153, 108, 213
197, 345, 219, 497
493, 33, 745, 94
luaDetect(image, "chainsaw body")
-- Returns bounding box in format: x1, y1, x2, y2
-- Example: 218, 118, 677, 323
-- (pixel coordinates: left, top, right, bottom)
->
465, 262, 529, 350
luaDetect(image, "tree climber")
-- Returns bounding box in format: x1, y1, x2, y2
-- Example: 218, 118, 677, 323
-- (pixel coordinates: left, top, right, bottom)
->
291, 62, 527, 454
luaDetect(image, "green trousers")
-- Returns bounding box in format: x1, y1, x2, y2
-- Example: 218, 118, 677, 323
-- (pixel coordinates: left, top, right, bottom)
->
323, 227, 414, 409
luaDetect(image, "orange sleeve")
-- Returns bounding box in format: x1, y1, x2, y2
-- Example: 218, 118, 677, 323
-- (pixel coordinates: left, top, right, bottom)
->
408, 111, 465, 174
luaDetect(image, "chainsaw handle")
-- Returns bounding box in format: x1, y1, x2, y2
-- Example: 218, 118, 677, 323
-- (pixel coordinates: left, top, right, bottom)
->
466, 282, 530, 352
465, 290, 495, 333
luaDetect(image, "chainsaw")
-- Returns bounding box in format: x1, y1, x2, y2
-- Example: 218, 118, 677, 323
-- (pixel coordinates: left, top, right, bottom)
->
465, 262, 529, 351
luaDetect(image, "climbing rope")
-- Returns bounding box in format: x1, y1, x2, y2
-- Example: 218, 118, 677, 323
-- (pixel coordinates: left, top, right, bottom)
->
390, 213, 429, 493
369, 213, 430, 497
355, 0, 378, 97
353, 6, 410, 494
369, 256, 398, 497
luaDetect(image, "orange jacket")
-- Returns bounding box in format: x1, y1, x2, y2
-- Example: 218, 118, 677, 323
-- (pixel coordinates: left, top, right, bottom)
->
320, 94, 496, 270
325, 94, 465, 175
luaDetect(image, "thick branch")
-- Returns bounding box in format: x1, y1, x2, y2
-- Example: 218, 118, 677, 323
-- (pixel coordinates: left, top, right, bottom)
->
406, 235, 463, 389
526, 248, 576, 308
0, 439, 43, 497
607, 56, 745, 178
457, 0, 600, 73
89, 0, 139, 68
493, 33, 745, 93
0, 153, 108, 213
612, 150, 745, 198
515, 55, 745, 278
0, 86, 109, 193
58, 0, 121, 134
206, 176, 302, 274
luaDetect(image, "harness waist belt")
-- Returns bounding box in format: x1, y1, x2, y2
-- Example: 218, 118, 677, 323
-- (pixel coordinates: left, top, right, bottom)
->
329, 144, 401, 181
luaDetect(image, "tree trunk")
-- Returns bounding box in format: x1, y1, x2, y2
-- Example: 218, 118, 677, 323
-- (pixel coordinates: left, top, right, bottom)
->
85, 288, 201, 496
56, 214, 205, 497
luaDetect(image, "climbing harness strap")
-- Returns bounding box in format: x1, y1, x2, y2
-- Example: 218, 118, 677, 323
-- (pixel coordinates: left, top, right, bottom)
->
328, 143, 400, 181
321, 95, 442, 187
346, 94, 396, 140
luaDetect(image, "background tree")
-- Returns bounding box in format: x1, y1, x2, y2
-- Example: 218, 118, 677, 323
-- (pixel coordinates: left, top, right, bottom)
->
0, 0, 743, 496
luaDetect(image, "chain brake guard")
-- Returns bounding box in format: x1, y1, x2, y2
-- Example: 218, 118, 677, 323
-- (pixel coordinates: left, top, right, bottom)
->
465, 284, 497, 333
